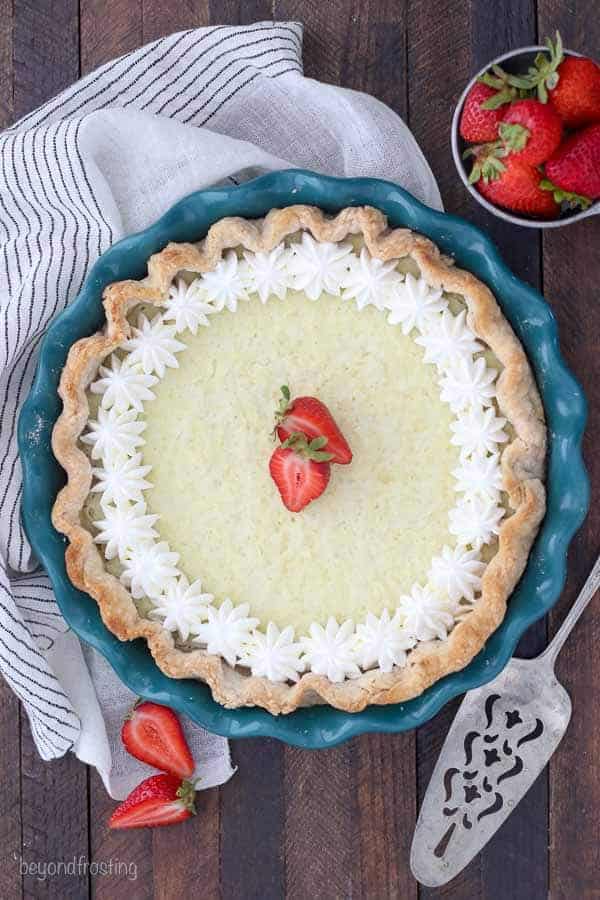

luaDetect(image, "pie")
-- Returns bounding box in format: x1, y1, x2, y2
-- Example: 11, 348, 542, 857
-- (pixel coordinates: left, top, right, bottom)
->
52, 205, 546, 714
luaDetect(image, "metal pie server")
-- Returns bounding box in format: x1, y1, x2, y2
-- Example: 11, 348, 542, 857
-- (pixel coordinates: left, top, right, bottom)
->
411, 552, 600, 887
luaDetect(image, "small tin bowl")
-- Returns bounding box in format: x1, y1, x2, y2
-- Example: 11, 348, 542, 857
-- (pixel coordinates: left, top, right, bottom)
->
451, 46, 600, 228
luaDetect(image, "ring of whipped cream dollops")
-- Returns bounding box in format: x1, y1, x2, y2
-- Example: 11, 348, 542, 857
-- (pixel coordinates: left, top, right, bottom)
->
52, 206, 546, 713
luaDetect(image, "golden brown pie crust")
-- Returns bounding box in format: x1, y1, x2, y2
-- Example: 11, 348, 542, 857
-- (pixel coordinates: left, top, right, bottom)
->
51, 205, 546, 714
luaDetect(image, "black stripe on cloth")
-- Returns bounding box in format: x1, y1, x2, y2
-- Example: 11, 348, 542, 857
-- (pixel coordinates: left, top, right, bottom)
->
0, 340, 44, 552
16, 605, 64, 619
109, 25, 232, 112
47, 29, 199, 127
17, 693, 65, 755
0, 646, 77, 715
28, 720, 58, 758
29, 127, 70, 316
2, 134, 33, 268
151, 27, 301, 116
0, 615, 67, 683
199, 60, 301, 127
14, 593, 61, 604
12, 581, 55, 592
167, 42, 301, 120
19, 130, 51, 340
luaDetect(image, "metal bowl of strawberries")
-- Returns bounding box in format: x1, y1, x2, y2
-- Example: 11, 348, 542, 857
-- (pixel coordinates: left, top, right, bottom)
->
451, 32, 600, 227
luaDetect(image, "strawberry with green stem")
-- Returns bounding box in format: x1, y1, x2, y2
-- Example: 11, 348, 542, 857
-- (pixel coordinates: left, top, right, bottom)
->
475, 155, 559, 218
274, 385, 352, 465
109, 774, 197, 829
498, 99, 562, 164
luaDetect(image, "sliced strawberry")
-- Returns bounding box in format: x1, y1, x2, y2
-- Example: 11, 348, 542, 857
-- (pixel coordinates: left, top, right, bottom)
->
269, 440, 331, 513
274, 387, 352, 465
121, 701, 194, 779
109, 774, 196, 830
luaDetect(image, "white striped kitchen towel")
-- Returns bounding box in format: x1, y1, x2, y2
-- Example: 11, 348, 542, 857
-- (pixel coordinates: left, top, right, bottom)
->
0, 20, 440, 794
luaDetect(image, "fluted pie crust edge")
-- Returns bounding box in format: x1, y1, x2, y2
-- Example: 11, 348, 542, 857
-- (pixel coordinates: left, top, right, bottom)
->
51, 205, 546, 714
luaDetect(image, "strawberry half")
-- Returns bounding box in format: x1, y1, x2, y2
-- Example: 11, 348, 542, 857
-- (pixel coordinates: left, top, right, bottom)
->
274, 386, 352, 465
121, 701, 194, 779
109, 774, 196, 830
269, 435, 332, 513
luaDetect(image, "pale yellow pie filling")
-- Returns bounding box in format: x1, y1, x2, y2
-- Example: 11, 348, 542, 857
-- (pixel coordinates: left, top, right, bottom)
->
141, 291, 459, 633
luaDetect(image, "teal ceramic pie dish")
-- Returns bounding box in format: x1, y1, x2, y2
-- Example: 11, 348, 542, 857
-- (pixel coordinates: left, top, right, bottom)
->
18, 169, 589, 748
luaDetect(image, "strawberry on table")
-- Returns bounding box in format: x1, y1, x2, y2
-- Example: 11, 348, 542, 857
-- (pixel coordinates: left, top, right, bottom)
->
269, 434, 332, 513
475, 156, 559, 218
274, 386, 352, 465
459, 83, 507, 143
121, 701, 195, 779
109, 774, 196, 830
543, 123, 600, 204
499, 99, 562, 164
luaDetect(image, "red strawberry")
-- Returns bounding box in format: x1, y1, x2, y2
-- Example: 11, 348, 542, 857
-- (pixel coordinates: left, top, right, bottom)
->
543, 123, 600, 203
499, 99, 562, 164
121, 701, 194, 779
269, 436, 332, 513
274, 386, 352, 465
514, 32, 600, 127
109, 774, 196, 830
459, 83, 507, 142
549, 56, 600, 128
476, 156, 559, 218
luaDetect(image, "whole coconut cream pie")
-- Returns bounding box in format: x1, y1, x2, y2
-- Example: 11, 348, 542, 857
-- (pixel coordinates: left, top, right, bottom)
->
52, 205, 546, 714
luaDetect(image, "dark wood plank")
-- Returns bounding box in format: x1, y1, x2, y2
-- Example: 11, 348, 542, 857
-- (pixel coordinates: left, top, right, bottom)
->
536, 10, 600, 892
88, 770, 153, 899
12, 0, 79, 119
89, 800, 151, 899
141, 0, 209, 43
20, 719, 88, 899
0, 680, 22, 900
220, 739, 284, 900
80, 0, 143, 74
11, 2, 86, 897
535, 5, 600, 898
0, 0, 13, 128
208, 0, 274, 25
284, 742, 359, 899
153, 783, 220, 900
357, 732, 418, 899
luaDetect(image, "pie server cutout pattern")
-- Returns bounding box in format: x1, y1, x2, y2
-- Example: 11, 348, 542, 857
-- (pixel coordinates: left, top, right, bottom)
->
411, 553, 600, 885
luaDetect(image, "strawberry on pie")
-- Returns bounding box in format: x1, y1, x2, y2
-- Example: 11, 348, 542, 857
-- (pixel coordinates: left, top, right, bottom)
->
52, 206, 546, 714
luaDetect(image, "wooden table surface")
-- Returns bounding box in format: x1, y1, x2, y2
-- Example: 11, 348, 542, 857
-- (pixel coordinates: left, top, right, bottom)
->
2, 2, 599, 898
